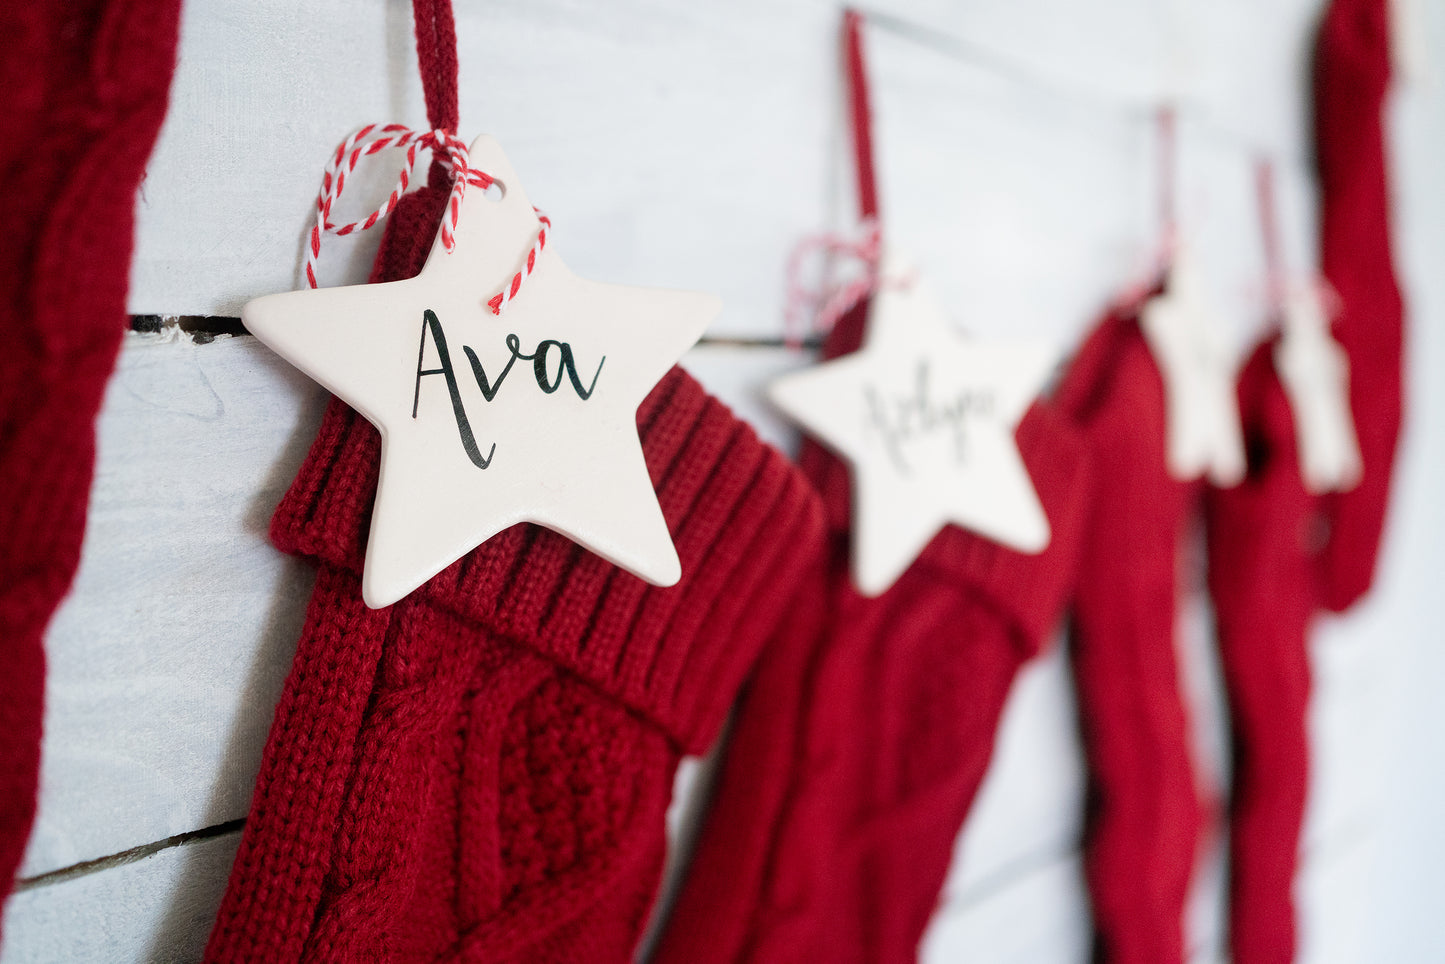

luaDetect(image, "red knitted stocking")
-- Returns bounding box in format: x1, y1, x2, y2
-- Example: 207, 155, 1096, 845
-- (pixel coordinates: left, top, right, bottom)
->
1312, 0, 1404, 613
205, 178, 824, 963
1205, 342, 1314, 964
1203, 2, 1403, 961
0, 0, 180, 940
655, 296, 1089, 964
1056, 311, 1202, 964
655, 16, 1090, 960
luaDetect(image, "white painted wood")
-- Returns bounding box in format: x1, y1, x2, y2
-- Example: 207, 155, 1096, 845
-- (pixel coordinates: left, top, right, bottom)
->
937, 640, 1085, 900
921, 850, 1091, 963
131, 0, 1324, 348
5, 0, 1442, 961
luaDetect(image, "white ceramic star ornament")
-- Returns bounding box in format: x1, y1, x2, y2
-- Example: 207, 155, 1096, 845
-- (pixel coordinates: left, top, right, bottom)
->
244, 136, 718, 608
1139, 249, 1247, 486
769, 250, 1055, 597
1275, 283, 1362, 494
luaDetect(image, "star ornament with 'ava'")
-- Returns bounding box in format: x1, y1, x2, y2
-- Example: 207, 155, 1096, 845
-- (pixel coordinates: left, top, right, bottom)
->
243, 136, 718, 608
769, 251, 1056, 597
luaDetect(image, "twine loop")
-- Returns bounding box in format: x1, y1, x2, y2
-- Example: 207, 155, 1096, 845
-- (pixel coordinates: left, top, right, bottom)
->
306, 123, 550, 315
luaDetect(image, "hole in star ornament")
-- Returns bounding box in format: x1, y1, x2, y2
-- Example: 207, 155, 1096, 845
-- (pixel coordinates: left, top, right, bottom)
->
768, 248, 1057, 597
243, 136, 719, 608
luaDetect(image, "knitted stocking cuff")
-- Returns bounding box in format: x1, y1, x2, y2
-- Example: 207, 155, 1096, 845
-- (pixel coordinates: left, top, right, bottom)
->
272, 363, 823, 756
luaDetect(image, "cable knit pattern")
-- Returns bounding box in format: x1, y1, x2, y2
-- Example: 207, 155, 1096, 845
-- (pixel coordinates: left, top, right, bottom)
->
0, 0, 180, 943
206, 183, 826, 963
655, 297, 1091, 964
1202, 3, 1403, 960
1055, 311, 1202, 964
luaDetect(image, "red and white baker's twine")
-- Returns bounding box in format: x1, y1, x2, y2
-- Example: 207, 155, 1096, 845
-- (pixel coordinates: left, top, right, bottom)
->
784, 217, 881, 348
306, 123, 549, 315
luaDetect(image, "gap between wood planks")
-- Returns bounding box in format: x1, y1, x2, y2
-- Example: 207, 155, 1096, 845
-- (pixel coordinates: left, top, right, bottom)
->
13, 813, 1086, 909
13, 819, 246, 893
129, 316, 823, 351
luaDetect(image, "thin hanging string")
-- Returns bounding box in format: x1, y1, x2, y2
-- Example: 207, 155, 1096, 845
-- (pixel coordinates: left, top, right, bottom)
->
784, 8, 885, 348
1254, 157, 1286, 316
303, 0, 550, 315
1157, 104, 1178, 264
1253, 156, 1341, 323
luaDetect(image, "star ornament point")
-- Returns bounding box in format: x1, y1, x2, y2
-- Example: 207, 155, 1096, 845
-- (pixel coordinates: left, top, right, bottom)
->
768, 252, 1055, 597
244, 136, 718, 608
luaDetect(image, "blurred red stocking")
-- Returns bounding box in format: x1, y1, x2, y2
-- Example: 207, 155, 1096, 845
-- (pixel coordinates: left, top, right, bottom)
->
0, 0, 180, 942
1206, 1, 1403, 961
1056, 309, 1202, 964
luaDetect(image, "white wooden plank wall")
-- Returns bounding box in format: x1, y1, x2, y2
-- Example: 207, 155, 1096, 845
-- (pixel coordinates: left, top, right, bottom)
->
5, 1, 1444, 960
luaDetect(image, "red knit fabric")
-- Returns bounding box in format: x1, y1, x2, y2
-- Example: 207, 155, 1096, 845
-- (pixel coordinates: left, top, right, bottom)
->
1055, 310, 1202, 964
0, 0, 180, 941
1203, 2, 1402, 960
1205, 341, 1314, 964
204, 180, 825, 962
653, 296, 1091, 964
1312, 0, 1403, 612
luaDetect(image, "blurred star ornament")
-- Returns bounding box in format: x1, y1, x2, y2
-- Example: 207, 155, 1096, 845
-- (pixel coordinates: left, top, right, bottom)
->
769, 250, 1054, 596
1140, 250, 1247, 486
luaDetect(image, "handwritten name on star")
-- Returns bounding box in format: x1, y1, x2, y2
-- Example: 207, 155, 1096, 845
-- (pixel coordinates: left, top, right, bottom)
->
412, 309, 606, 470
863, 360, 997, 476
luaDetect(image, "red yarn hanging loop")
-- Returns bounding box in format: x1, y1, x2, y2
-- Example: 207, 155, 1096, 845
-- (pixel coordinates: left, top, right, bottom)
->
412, 0, 461, 192
843, 8, 880, 222
305, 0, 551, 314
412, 0, 460, 136
784, 10, 885, 348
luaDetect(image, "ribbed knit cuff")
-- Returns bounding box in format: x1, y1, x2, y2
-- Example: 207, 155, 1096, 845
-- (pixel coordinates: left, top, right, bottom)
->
271, 367, 825, 755
801, 296, 1091, 657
